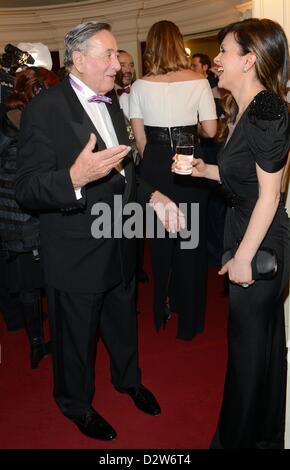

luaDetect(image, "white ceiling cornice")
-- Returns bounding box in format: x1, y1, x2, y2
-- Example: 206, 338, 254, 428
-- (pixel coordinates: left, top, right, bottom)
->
0, 0, 246, 52
0, 0, 108, 11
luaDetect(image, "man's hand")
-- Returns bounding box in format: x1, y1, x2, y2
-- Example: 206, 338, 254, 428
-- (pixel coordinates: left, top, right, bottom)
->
70, 133, 131, 188
150, 191, 185, 233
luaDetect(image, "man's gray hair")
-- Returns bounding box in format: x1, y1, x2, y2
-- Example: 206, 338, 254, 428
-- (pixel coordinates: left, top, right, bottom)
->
64, 21, 111, 70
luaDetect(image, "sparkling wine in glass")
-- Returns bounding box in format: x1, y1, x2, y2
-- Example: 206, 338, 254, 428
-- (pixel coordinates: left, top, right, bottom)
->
174, 133, 194, 175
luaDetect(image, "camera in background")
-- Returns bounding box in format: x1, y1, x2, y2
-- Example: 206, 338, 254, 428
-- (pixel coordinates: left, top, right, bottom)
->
0, 43, 34, 71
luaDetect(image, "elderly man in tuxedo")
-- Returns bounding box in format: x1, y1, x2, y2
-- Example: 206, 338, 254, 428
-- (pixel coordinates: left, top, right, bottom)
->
16, 21, 184, 441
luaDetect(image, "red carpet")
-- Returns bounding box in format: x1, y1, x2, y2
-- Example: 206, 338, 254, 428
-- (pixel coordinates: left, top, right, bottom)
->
0, 261, 228, 449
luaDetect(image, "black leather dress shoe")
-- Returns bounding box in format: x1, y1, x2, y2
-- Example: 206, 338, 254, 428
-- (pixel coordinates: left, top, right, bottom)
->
116, 384, 161, 416
71, 407, 117, 441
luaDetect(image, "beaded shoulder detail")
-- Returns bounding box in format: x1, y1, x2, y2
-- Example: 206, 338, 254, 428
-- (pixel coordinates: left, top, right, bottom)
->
248, 90, 286, 121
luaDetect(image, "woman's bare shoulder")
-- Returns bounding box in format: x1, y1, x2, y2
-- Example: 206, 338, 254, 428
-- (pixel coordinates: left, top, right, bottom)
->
140, 70, 206, 83
177, 69, 205, 81
140, 74, 157, 82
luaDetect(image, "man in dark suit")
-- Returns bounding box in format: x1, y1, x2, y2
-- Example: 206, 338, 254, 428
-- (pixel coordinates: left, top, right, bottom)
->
16, 21, 184, 441
114, 50, 135, 120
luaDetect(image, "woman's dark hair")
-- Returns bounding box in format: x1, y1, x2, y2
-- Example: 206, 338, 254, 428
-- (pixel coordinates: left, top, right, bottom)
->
144, 20, 191, 75
5, 67, 60, 110
37, 67, 60, 88
6, 67, 45, 110
217, 18, 289, 140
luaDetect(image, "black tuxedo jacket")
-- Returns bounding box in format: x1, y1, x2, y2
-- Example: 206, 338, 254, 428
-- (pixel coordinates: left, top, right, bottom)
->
15, 77, 152, 293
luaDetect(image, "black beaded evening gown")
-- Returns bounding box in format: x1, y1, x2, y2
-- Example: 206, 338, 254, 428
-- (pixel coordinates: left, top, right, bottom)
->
211, 90, 290, 449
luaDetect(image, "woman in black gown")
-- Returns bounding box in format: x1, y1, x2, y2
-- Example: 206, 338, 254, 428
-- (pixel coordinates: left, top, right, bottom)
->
173, 18, 290, 448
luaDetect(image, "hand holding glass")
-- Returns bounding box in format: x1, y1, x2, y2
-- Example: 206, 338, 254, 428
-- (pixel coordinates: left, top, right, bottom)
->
174, 133, 194, 175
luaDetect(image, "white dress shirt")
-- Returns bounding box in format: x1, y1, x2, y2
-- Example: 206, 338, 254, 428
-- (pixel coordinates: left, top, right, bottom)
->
69, 73, 125, 199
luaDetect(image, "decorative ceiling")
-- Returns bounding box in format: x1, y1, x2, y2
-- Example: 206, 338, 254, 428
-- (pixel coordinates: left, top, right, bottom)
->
0, 0, 85, 7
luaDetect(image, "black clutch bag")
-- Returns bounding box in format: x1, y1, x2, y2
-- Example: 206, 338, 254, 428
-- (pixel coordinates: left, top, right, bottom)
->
221, 246, 278, 280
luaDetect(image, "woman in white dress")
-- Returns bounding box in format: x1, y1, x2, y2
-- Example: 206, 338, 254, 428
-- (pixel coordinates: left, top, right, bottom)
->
130, 20, 217, 339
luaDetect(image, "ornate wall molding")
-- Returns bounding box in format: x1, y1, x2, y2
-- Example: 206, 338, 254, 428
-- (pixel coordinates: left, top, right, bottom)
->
236, 1, 252, 19
0, 0, 245, 51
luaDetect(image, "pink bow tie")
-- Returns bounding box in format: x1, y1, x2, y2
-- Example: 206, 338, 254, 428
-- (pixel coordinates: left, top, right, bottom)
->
117, 86, 130, 96
88, 95, 112, 104
69, 75, 112, 104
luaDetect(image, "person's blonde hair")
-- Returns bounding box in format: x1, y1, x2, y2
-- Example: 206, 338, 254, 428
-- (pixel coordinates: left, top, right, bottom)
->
144, 20, 191, 75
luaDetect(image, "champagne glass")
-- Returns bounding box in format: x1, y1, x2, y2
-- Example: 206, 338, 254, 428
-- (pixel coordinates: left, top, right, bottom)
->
174, 132, 194, 175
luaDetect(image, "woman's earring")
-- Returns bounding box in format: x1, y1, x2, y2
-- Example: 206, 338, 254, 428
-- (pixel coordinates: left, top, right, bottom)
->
242, 66, 248, 73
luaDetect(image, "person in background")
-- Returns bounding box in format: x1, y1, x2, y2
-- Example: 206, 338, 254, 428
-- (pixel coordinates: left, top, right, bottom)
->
0, 67, 52, 368
130, 20, 217, 340
192, 53, 217, 85
0, 72, 24, 332
115, 50, 135, 119
37, 67, 60, 88
192, 53, 224, 115
0, 44, 58, 332
115, 50, 149, 284
174, 18, 290, 448
192, 53, 213, 81
16, 21, 184, 441
0, 45, 32, 330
